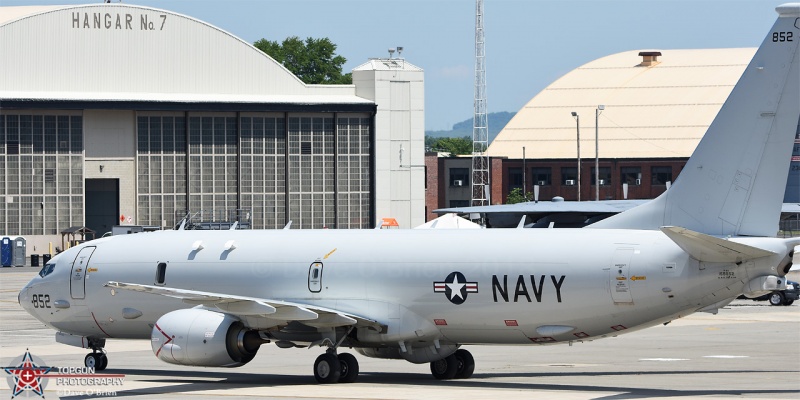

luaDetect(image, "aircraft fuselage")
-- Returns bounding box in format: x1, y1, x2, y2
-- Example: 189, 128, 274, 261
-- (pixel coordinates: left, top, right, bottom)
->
20, 228, 777, 347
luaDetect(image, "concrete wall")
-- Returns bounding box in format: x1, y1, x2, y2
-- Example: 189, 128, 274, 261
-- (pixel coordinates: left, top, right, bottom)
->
353, 60, 425, 228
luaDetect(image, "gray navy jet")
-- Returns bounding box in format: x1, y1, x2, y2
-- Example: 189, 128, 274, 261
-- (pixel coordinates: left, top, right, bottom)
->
18, 3, 800, 384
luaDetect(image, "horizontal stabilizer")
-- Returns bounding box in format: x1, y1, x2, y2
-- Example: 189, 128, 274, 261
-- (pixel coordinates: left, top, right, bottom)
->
660, 226, 775, 263
105, 281, 381, 330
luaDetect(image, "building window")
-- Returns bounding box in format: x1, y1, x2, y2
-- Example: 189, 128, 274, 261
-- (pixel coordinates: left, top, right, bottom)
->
449, 200, 469, 207
1, 113, 84, 236
508, 167, 522, 190
621, 167, 642, 185
591, 167, 611, 186
561, 167, 577, 186
138, 115, 188, 229
532, 167, 551, 186
651, 166, 673, 185
450, 168, 469, 187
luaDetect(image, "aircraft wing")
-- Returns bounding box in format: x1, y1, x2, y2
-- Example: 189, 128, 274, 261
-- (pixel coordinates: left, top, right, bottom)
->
104, 281, 383, 331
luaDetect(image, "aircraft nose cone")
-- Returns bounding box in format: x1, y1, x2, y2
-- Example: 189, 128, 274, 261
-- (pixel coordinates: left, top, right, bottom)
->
18, 285, 31, 312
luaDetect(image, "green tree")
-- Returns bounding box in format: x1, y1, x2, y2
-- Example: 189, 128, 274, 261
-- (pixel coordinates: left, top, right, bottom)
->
426, 136, 473, 155
506, 187, 532, 204
254, 36, 352, 84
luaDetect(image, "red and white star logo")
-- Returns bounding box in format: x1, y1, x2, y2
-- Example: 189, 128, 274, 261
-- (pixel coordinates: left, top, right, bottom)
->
4, 349, 51, 398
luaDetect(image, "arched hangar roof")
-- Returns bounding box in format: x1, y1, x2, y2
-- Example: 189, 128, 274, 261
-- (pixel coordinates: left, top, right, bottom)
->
489, 48, 757, 160
0, 4, 373, 111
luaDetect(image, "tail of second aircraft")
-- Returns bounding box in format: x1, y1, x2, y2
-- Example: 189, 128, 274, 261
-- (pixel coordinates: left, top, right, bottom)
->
590, 4, 800, 237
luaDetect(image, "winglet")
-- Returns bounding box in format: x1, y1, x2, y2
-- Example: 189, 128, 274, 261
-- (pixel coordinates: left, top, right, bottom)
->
660, 226, 775, 263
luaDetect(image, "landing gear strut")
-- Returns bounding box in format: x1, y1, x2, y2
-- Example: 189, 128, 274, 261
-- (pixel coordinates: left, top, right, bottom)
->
313, 327, 360, 384
430, 349, 474, 380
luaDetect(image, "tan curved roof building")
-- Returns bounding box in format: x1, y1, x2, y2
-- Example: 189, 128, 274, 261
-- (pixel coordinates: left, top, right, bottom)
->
489, 48, 757, 160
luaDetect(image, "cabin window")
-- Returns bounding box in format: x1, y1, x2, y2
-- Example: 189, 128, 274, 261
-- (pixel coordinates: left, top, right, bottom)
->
155, 262, 167, 285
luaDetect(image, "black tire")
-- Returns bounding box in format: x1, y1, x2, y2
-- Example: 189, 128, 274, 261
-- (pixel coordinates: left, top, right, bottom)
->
454, 349, 475, 379
97, 354, 108, 371
769, 291, 785, 306
337, 353, 359, 383
783, 299, 794, 306
313, 353, 341, 384
430, 354, 459, 380
84, 353, 100, 369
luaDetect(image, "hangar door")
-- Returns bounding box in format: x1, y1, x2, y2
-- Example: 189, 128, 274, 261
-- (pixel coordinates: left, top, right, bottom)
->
85, 179, 119, 236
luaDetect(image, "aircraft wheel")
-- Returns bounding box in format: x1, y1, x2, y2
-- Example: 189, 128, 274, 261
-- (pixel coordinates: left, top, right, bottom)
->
454, 349, 475, 379
97, 354, 108, 371
337, 353, 359, 383
769, 292, 785, 306
430, 354, 458, 380
84, 353, 100, 369
313, 353, 341, 384
784, 299, 794, 306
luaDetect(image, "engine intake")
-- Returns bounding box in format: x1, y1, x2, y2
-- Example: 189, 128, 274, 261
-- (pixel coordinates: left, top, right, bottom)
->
152, 308, 262, 367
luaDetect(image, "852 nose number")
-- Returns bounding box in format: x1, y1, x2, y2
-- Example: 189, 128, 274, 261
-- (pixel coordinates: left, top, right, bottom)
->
31, 294, 51, 308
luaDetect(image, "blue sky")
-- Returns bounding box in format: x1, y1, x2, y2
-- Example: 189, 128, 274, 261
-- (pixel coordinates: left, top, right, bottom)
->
3, 0, 782, 130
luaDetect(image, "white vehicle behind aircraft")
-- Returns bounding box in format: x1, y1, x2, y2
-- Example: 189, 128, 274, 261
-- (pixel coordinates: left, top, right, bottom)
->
18, 3, 800, 384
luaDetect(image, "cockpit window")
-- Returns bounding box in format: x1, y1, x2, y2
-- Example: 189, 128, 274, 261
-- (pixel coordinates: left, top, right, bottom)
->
39, 263, 56, 278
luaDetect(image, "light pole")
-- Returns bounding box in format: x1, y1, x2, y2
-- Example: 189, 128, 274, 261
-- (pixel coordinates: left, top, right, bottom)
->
571, 112, 580, 201
522, 146, 527, 201
595, 105, 604, 201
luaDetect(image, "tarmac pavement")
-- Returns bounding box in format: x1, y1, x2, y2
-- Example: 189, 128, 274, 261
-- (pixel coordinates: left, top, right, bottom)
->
1, 268, 798, 400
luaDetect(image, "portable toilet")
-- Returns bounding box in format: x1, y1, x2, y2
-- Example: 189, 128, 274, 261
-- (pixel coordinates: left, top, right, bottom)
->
1, 237, 11, 267
13, 237, 26, 267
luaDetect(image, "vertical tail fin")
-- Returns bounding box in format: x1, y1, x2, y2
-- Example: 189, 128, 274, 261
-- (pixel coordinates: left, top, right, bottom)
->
590, 4, 800, 236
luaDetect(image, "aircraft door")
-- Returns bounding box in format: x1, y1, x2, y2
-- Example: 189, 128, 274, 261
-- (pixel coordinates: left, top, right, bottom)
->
610, 248, 634, 303
70, 247, 96, 299
308, 262, 323, 293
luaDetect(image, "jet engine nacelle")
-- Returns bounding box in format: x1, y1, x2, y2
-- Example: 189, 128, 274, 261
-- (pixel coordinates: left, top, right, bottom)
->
356, 343, 458, 364
151, 308, 261, 367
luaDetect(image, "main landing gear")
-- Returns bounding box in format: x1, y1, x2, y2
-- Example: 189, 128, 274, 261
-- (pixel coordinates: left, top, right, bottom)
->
313, 327, 360, 384
313, 350, 360, 384
430, 349, 475, 380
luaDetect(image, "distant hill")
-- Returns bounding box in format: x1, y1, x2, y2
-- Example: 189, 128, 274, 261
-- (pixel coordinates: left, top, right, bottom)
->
425, 111, 516, 143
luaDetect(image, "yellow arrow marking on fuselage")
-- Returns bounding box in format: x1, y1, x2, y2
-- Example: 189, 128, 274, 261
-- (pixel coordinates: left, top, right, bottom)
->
323, 248, 337, 260
631, 276, 647, 281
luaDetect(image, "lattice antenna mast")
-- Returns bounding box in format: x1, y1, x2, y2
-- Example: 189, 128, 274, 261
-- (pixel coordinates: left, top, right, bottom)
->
471, 0, 490, 206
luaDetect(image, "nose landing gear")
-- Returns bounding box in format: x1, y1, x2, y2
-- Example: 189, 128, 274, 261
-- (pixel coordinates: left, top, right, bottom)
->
84, 350, 108, 371
83, 339, 108, 371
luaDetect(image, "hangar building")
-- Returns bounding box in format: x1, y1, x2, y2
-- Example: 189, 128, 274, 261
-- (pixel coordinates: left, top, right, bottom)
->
426, 48, 800, 220
0, 4, 425, 252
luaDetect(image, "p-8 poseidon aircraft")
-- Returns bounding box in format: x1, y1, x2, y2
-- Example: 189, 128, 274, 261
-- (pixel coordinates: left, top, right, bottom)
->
18, 3, 800, 384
